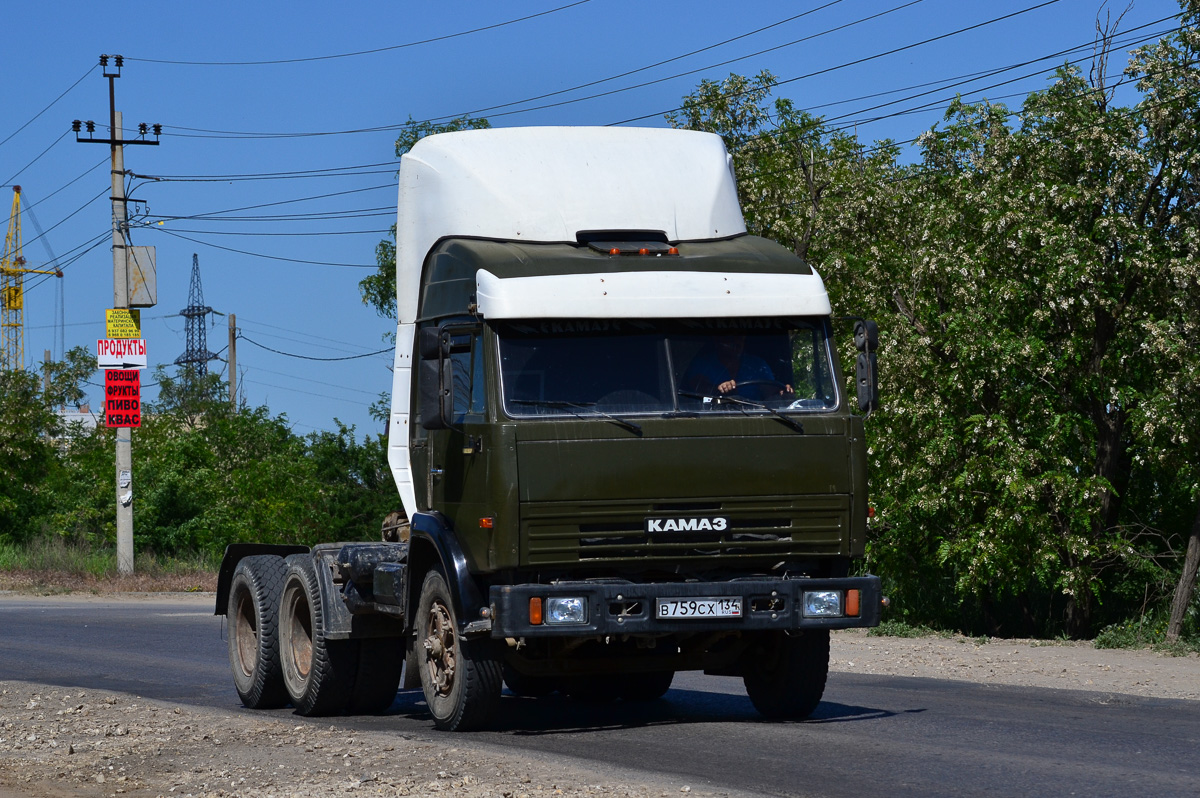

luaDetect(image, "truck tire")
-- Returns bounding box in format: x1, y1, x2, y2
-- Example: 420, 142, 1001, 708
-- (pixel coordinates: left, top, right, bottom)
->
348, 637, 404, 714
502, 663, 561, 697
742, 629, 829, 720
416, 570, 501, 731
279, 555, 358, 716
226, 555, 289, 709
620, 671, 674, 702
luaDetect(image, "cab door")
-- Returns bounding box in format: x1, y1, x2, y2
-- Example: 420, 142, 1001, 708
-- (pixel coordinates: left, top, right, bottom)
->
426, 327, 493, 565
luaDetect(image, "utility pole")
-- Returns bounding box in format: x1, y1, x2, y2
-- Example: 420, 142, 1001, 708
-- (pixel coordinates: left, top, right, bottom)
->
73, 55, 160, 575
228, 313, 237, 410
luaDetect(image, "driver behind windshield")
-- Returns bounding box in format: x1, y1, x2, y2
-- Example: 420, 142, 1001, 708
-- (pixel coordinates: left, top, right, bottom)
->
683, 334, 793, 401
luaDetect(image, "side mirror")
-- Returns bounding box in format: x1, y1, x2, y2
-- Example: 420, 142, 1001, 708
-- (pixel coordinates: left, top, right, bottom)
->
417, 325, 477, 430
853, 321, 879, 414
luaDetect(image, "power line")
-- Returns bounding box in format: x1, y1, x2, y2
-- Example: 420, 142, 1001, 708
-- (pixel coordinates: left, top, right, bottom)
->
19, 188, 109, 254
242, 378, 376, 406
761, 17, 1175, 132
11, 157, 108, 219
151, 208, 395, 224
126, 0, 593, 65
238, 334, 392, 361
148, 183, 394, 222
237, 317, 388, 353
744, 64, 1200, 220
418, 0, 858, 123
25, 231, 111, 292
0, 66, 95, 150
240, 365, 384, 397
130, 161, 399, 182
151, 227, 377, 268
2, 130, 69, 186
158, 0, 926, 140
449, 0, 928, 126
817, 25, 1176, 133
613, 0, 1069, 125
138, 226, 390, 237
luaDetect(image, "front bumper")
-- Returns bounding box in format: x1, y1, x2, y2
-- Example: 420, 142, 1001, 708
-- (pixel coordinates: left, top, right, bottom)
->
490, 575, 881, 637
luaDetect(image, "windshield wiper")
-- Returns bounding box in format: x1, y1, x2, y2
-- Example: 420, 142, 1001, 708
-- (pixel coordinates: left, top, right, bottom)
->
511, 399, 642, 435
677, 390, 805, 434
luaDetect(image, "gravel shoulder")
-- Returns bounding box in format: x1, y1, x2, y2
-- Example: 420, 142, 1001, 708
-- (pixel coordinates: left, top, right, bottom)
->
0, 593, 1196, 798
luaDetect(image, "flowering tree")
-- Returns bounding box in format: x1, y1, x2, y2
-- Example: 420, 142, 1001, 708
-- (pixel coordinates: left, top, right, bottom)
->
670, 7, 1200, 637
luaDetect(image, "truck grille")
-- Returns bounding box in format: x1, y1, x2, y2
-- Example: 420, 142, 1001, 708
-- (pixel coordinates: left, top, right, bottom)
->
521, 495, 849, 566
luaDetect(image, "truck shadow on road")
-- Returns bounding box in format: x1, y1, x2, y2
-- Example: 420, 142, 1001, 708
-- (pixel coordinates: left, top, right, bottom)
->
387, 687, 909, 735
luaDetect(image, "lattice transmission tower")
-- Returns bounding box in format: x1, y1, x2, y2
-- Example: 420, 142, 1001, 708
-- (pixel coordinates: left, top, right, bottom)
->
173, 253, 218, 383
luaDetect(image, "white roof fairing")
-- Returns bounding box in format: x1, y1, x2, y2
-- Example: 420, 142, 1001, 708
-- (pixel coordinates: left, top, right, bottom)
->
394, 127, 748, 324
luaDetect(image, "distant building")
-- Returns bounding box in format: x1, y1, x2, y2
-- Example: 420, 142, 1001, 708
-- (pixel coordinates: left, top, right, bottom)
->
57, 404, 100, 432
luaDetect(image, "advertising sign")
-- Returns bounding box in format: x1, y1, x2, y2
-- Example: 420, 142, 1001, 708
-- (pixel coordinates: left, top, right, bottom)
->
105, 309, 142, 339
96, 338, 147, 370
104, 369, 142, 428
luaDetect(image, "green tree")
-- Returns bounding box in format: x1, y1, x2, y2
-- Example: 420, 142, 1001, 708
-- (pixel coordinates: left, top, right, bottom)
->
0, 368, 60, 543
669, 7, 1200, 637
0, 346, 97, 544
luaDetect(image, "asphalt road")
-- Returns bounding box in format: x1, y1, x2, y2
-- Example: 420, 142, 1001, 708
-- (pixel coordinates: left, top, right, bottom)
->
1, 594, 1197, 797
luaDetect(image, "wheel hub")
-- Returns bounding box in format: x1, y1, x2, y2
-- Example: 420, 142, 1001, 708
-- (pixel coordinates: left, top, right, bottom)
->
423, 601, 456, 696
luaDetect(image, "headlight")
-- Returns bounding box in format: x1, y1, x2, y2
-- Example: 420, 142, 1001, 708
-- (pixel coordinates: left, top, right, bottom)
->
545, 597, 587, 624
802, 590, 843, 617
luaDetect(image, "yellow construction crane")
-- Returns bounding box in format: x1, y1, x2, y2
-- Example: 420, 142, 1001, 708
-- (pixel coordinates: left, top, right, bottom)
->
1, 186, 61, 371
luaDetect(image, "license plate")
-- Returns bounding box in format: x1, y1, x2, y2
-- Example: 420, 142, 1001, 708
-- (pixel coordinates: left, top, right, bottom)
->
656, 597, 742, 619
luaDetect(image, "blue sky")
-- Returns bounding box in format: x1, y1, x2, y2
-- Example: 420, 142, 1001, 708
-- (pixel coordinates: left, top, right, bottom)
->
1, 0, 1183, 435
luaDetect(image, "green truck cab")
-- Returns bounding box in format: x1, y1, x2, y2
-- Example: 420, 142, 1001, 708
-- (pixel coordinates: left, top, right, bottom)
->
216, 127, 883, 731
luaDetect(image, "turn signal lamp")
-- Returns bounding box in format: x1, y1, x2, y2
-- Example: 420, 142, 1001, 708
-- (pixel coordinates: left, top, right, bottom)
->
478, 517, 494, 529
846, 589, 861, 617
529, 597, 543, 625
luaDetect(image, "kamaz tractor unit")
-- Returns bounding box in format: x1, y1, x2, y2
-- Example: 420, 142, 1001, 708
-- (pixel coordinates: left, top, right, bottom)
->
216, 127, 883, 730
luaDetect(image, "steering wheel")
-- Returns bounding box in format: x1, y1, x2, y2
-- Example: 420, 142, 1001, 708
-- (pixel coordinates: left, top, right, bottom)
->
728, 379, 789, 397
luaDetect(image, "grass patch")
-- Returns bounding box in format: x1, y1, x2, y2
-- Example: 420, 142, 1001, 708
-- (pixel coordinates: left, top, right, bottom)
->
867, 619, 950, 638
1094, 615, 1200, 656
0, 538, 218, 594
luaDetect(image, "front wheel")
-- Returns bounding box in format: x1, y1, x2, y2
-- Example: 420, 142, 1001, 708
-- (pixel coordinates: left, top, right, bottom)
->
416, 570, 501, 731
742, 630, 829, 720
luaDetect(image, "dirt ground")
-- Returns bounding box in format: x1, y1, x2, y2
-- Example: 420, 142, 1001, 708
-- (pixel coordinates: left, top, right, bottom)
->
0, 594, 1196, 798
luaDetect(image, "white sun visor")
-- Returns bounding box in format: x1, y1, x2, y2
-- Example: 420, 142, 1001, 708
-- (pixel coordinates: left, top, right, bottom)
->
475, 269, 832, 319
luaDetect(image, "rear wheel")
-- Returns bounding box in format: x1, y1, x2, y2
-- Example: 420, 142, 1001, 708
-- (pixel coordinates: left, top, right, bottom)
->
279, 555, 358, 716
226, 555, 289, 709
348, 637, 404, 713
742, 630, 829, 720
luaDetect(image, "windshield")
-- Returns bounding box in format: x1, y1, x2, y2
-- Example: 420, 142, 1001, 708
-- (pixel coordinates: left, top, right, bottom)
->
497, 318, 837, 417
